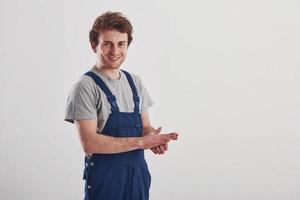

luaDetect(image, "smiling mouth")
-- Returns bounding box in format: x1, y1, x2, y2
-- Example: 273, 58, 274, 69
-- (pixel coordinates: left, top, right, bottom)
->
108, 56, 120, 61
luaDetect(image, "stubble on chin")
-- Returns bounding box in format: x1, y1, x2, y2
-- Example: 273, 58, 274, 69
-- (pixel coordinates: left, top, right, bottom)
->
99, 56, 123, 70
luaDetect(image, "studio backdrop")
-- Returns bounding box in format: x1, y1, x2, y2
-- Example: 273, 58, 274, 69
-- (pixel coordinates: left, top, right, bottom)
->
1, 0, 300, 200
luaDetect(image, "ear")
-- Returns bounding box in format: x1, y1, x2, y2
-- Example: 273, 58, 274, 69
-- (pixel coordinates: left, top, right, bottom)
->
90, 42, 97, 53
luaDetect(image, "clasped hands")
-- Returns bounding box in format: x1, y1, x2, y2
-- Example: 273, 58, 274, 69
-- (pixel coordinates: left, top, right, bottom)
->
141, 127, 178, 155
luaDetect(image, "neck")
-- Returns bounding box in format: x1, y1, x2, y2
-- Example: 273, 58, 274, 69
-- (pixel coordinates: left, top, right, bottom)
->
95, 63, 121, 80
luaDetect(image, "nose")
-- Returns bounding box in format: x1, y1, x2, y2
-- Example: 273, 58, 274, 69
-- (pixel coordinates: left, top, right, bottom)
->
110, 44, 119, 55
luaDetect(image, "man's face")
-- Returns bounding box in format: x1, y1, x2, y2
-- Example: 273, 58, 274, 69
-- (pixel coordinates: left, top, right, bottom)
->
94, 29, 128, 69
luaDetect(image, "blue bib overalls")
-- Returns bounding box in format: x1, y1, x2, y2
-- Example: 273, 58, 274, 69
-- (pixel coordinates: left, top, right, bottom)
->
83, 70, 151, 200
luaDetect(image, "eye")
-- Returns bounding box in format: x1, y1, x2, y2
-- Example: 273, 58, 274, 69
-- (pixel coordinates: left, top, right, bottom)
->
102, 42, 111, 47
119, 42, 127, 47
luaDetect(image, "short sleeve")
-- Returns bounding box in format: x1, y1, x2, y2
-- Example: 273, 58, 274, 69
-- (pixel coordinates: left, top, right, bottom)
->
134, 76, 154, 112
64, 82, 98, 123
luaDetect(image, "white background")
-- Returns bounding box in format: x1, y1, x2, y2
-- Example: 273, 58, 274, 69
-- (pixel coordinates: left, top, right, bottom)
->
1, 0, 300, 199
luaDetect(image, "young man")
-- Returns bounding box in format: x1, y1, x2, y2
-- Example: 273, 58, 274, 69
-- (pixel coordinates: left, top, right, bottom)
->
65, 11, 178, 200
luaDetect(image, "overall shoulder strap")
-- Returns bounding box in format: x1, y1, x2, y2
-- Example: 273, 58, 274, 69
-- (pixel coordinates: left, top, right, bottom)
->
121, 70, 140, 112
84, 71, 119, 112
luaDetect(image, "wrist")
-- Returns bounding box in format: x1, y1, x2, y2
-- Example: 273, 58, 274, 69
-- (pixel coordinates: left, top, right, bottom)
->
136, 137, 144, 149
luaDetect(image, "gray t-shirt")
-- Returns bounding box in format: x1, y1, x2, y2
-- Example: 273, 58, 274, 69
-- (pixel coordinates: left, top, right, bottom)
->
65, 66, 154, 133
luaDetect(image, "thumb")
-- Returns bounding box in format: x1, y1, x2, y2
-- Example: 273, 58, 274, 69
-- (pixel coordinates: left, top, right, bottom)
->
154, 127, 162, 134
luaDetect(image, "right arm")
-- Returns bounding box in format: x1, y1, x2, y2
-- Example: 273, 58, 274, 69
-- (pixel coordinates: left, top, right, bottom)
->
75, 119, 177, 154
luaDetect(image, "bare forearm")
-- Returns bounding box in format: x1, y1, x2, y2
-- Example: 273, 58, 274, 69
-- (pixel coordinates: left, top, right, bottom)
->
84, 133, 142, 154
75, 120, 176, 154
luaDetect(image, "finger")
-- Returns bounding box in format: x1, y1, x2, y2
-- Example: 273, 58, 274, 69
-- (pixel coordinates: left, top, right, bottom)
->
156, 146, 162, 154
151, 148, 158, 154
160, 134, 175, 142
168, 132, 179, 140
163, 143, 168, 151
159, 145, 165, 154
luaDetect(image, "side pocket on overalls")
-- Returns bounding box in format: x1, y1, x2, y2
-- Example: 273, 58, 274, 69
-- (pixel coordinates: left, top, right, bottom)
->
83, 158, 92, 200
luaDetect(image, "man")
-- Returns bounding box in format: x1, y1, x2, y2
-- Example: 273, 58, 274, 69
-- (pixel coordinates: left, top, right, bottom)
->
65, 11, 178, 200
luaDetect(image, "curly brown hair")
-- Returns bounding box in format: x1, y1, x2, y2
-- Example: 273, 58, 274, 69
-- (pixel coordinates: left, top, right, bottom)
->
89, 11, 133, 46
